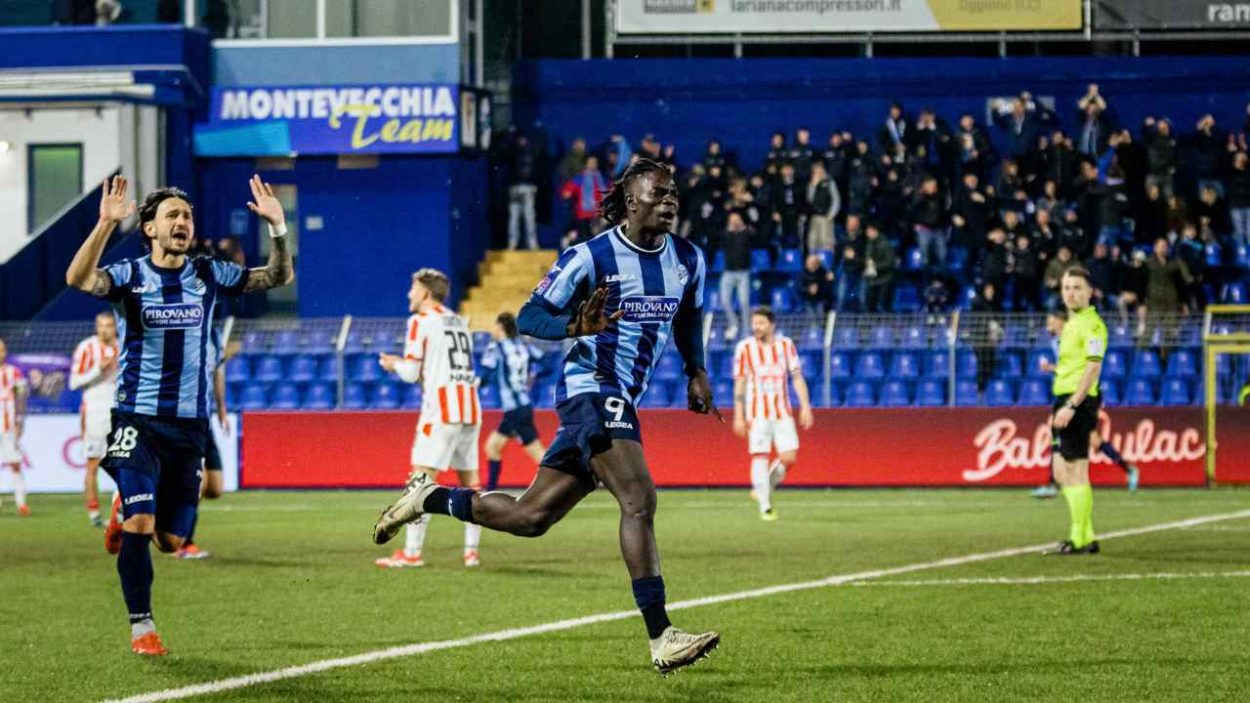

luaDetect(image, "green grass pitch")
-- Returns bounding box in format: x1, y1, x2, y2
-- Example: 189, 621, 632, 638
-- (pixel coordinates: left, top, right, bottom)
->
2, 488, 1249, 702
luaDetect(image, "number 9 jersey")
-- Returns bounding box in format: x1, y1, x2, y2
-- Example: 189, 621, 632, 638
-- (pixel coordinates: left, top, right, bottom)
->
396, 304, 481, 472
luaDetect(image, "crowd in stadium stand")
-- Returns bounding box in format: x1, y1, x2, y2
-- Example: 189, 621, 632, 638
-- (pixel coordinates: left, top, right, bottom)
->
503, 87, 1250, 324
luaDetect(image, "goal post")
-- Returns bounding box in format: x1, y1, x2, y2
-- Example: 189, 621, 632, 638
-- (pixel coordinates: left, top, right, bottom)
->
1203, 305, 1250, 483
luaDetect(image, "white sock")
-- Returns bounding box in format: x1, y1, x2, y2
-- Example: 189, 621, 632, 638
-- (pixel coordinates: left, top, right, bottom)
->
12, 471, 26, 508
404, 514, 430, 557
464, 523, 481, 553
769, 460, 787, 490
130, 618, 156, 639
750, 456, 771, 512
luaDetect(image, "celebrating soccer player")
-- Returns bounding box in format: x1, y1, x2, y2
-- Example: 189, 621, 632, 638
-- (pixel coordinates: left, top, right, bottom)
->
372, 158, 722, 674
480, 311, 547, 491
70, 311, 120, 526
1047, 268, 1108, 555
374, 269, 484, 569
732, 306, 814, 521
66, 174, 292, 655
0, 338, 29, 516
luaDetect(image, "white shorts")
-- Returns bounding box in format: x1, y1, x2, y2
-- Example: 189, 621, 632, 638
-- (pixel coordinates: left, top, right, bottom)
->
748, 416, 800, 456
0, 431, 22, 466
411, 421, 481, 473
83, 409, 112, 460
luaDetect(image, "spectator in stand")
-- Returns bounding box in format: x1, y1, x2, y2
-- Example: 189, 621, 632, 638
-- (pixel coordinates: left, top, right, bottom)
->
1031, 207, 1062, 264
1112, 127, 1148, 210
1094, 146, 1132, 248
1001, 209, 1027, 242
1071, 159, 1104, 256
1196, 184, 1234, 242
1076, 84, 1112, 157
720, 211, 754, 341
638, 133, 663, 163
559, 155, 607, 243
1039, 130, 1078, 198
1116, 249, 1150, 331
605, 134, 631, 178
861, 222, 897, 313
772, 162, 806, 249
1229, 150, 1250, 246
702, 140, 727, 172
749, 172, 775, 238
981, 227, 1010, 294
995, 160, 1030, 212
725, 177, 761, 229
1177, 223, 1207, 312
1034, 179, 1066, 223
1044, 244, 1077, 307
912, 107, 951, 176
1188, 115, 1226, 196
878, 101, 909, 160
1011, 233, 1042, 312
790, 127, 815, 183
955, 113, 996, 181
766, 132, 788, 171
910, 176, 949, 274
806, 161, 839, 253
1137, 182, 1169, 246
1146, 237, 1194, 346
835, 221, 864, 312
970, 283, 1003, 399
1142, 117, 1177, 197
1085, 242, 1117, 310
558, 137, 587, 181
846, 140, 877, 217
822, 132, 851, 198
874, 156, 907, 237
992, 92, 1053, 162
798, 254, 834, 316
923, 278, 951, 318
506, 131, 539, 250
951, 171, 992, 273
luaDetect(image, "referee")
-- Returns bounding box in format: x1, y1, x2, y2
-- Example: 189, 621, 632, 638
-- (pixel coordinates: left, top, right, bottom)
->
1049, 267, 1108, 555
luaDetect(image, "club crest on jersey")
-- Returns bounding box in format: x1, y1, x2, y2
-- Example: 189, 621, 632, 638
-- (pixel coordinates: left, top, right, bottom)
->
675, 264, 690, 286
142, 303, 204, 330
619, 296, 679, 323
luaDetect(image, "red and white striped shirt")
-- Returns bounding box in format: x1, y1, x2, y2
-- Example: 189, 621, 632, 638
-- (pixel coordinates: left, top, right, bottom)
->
733, 335, 802, 421
399, 304, 480, 426
0, 364, 27, 433
70, 335, 119, 414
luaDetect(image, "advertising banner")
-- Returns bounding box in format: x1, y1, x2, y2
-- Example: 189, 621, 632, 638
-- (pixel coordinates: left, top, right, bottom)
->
1095, 1, 1250, 30
241, 407, 1230, 489
194, 84, 460, 157
15, 414, 239, 494
615, 0, 1083, 34
11, 353, 78, 414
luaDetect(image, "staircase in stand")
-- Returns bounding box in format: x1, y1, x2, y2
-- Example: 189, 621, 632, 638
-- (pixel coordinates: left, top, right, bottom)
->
459, 249, 557, 331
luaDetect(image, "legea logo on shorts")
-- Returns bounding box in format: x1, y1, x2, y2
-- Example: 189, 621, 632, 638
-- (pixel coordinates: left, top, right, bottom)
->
142, 303, 204, 329
618, 296, 679, 323
125, 493, 154, 506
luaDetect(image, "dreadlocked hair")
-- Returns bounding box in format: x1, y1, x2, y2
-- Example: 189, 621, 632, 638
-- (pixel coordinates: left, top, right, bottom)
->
599, 157, 671, 224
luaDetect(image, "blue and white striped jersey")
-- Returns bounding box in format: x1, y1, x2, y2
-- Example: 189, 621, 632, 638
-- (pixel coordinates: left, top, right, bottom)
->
480, 337, 544, 412
529, 226, 706, 407
103, 255, 248, 419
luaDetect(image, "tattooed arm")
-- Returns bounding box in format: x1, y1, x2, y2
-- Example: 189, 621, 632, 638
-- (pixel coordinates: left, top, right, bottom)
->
241, 174, 295, 292
67, 175, 135, 298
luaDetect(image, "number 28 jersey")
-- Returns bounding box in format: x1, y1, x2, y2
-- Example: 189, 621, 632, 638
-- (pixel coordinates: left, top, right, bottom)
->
401, 304, 480, 426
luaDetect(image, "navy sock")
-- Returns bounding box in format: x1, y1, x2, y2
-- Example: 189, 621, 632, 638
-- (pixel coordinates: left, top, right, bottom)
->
632, 575, 672, 639
422, 487, 451, 515
184, 513, 197, 546
486, 460, 503, 492
1099, 441, 1129, 472
421, 487, 477, 523
118, 532, 154, 624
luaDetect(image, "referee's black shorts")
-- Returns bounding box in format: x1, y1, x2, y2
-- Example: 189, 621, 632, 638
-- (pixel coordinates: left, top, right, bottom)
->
1052, 394, 1101, 461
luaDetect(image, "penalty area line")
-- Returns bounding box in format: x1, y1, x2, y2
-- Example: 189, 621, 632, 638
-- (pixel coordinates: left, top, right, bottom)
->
101, 508, 1250, 703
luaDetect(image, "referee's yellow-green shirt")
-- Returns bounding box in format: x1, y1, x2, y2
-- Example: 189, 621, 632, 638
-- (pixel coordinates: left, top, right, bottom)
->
1053, 305, 1108, 397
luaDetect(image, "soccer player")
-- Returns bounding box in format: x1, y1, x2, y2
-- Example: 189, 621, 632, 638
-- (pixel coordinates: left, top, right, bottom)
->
66, 174, 292, 655
1047, 267, 1107, 555
732, 306, 814, 521
70, 311, 120, 526
0, 338, 29, 516
374, 269, 484, 569
372, 158, 722, 674
176, 326, 230, 560
1031, 309, 1140, 499
480, 311, 546, 491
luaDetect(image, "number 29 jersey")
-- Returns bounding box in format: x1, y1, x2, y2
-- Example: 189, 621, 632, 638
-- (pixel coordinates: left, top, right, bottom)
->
403, 304, 481, 426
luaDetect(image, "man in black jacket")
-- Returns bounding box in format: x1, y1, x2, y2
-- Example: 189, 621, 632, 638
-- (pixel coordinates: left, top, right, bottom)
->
910, 176, 949, 276
861, 223, 897, 313
772, 162, 806, 249
798, 254, 834, 316
806, 161, 839, 253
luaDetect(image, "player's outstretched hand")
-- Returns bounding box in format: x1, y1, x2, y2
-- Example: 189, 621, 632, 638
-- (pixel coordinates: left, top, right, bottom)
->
99, 175, 135, 223
378, 353, 401, 373
687, 369, 724, 422
798, 406, 814, 431
246, 174, 286, 226
568, 286, 623, 337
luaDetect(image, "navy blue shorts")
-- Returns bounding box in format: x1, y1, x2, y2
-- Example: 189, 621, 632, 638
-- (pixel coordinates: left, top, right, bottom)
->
496, 405, 540, 446
541, 393, 642, 491
204, 430, 223, 471
101, 410, 207, 537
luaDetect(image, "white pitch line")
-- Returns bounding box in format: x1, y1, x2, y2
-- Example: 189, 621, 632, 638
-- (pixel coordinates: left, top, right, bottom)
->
849, 571, 1250, 588
101, 508, 1250, 703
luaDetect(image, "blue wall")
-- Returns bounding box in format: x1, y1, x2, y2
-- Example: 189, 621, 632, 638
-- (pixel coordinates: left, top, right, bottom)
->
213, 43, 460, 87
515, 56, 1250, 173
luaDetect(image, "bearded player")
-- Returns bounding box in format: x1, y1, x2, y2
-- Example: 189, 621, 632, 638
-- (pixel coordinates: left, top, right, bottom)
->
374, 268, 484, 569
732, 306, 814, 521
372, 158, 722, 674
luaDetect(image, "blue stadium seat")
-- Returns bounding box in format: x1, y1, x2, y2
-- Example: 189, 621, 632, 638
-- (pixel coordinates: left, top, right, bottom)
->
900, 325, 927, 349
239, 385, 268, 411
1161, 378, 1191, 406
1165, 349, 1198, 378
1108, 324, 1132, 346
317, 357, 342, 383
1100, 380, 1121, 406
1132, 350, 1162, 378
769, 286, 794, 313
924, 350, 949, 378
1205, 242, 1222, 267
532, 383, 555, 408
370, 383, 401, 409
904, 246, 923, 272
916, 379, 946, 407
241, 330, 267, 353
654, 353, 683, 381
1018, 379, 1049, 406
833, 325, 859, 349
342, 383, 368, 410
272, 329, 299, 355
712, 379, 734, 408
889, 352, 920, 379
798, 325, 824, 351
829, 352, 853, 379
710, 250, 725, 273
986, 379, 1015, 406
639, 385, 670, 408
401, 384, 422, 409
1236, 243, 1249, 268
956, 350, 977, 379
225, 357, 250, 383
342, 331, 365, 354
954, 380, 980, 406
750, 249, 772, 272
705, 288, 722, 312
844, 381, 876, 407
478, 385, 500, 410
307, 329, 337, 354
855, 351, 886, 379
287, 355, 317, 383
1222, 282, 1247, 304
254, 355, 283, 383
799, 350, 821, 375
1125, 379, 1157, 405
947, 247, 969, 272
992, 352, 1023, 379
868, 325, 893, 348
303, 384, 335, 410
1102, 349, 1127, 379
270, 383, 301, 410
350, 355, 382, 382
1026, 350, 1054, 377
777, 248, 804, 272
880, 380, 912, 406
817, 250, 834, 271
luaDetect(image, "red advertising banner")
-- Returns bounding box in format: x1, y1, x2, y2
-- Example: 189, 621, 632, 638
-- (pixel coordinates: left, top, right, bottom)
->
242, 406, 1245, 489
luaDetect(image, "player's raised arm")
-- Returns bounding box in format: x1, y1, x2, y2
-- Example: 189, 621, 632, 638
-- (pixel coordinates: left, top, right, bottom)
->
242, 175, 295, 293
67, 175, 135, 298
